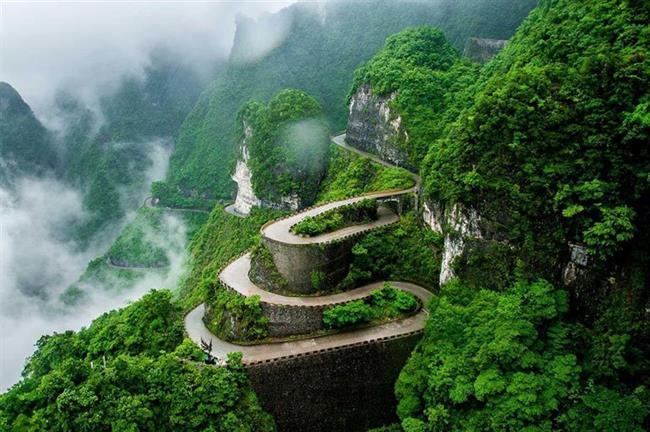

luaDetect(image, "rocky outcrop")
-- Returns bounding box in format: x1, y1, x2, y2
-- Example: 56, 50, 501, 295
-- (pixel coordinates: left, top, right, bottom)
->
231, 125, 262, 215
345, 84, 415, 171
422, 200, 484, 286
231, 121, 301, 215
463, 38, 508, 64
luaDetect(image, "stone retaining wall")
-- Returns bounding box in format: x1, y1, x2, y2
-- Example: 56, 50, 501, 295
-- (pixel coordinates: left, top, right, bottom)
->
261, 302, 325, 336
262, 237, 355, 294
246, 331, 422, 432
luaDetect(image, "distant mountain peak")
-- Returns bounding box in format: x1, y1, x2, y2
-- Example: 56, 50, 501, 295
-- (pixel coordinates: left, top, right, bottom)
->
0, 82, 33, 117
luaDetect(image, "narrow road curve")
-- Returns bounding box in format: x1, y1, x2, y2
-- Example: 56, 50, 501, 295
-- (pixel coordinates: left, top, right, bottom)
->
144, 196, 211, 214
184, 133, 429, 363
224, 203, 247, 218
105, 257, 167, 271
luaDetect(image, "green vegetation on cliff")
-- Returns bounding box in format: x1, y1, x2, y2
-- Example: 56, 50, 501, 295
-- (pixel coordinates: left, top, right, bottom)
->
317, 144, 415, 202
107, 207, 207, 269
0, 82, 58, 184
323, 283, 418, 329
349, 26, 480, 167
239, 89, 329, 204
387, 0, 650, 430
397, 279, 649, 431
177, 206, 285, 310
57, 54, 208, 245
344, 212, 442, 290
0, 291, 274, 431
107, 208, 169, 268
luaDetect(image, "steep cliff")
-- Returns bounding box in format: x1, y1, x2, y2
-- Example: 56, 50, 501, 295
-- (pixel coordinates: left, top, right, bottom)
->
463, 37, 508, 63
163, 0, 538, 202
346, 27, 477, 169
0, 82, 58, 185
231, 120, 300, 215
345, 85, 413, 171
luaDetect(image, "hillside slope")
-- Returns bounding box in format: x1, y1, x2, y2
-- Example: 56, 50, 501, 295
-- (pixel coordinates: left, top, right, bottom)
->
161, 0, 537, 201
0, 82, 58, 185
391, 0, 650, 429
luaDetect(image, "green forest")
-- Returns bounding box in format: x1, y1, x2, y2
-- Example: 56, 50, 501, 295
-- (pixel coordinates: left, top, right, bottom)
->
159, 0, 537, 202
2, 0, 648, 430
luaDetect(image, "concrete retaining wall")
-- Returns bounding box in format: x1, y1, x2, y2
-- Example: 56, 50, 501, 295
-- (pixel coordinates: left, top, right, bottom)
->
246, 331, 422, 432
262, 237, 355, 294
262, 302, 324, 336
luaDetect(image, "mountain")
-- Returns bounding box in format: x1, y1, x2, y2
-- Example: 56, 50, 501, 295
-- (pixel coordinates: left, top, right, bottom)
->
56, 53, 214, 245
0, 82, 58, 185
157, 0, 538, 205
373, 0, 650, 429
7, 0, 648, 430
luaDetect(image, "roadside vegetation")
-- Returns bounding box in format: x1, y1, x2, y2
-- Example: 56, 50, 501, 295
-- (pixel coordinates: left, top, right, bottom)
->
323, 283, 419, 329
291, 199, 378, 237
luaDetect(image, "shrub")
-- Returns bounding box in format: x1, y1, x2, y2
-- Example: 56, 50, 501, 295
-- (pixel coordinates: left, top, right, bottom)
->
311, 270, 328, 291
292, 198, 378, 236
323, 300, 374, 329
323, 283, 419, 329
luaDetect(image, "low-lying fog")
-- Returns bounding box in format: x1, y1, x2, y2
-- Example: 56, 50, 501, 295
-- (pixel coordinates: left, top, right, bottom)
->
0, 0, 295, 391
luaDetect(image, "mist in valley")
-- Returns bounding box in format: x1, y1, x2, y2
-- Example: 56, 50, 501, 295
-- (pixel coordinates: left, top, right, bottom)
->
0, 0, 295, 390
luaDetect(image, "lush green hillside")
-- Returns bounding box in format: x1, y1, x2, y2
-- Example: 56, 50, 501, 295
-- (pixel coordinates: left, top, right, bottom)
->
162, 0, 537, 201
0, 291, 274, 431
317, 144, 415, 202
386, 0, 650, 430
177, 205, 285, 310
0, 82, 58, 185
239, 89, 329, 204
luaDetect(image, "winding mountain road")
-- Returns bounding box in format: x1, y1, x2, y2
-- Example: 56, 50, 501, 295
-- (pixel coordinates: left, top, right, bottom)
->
184, 133, 430, 363
144, 196, 211, 214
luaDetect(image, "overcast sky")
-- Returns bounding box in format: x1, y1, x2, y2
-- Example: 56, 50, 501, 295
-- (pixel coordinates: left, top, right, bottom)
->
0, 1, 295, 114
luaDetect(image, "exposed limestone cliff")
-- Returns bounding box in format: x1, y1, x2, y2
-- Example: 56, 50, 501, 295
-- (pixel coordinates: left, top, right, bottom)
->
423, 201, 484, 286
463, 37, 508, 64
231, 121, 300, 215
231, 123, 262, 215
345, 84, 415, 171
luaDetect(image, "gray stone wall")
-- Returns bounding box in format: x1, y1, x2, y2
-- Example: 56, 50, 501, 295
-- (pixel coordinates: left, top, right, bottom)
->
261, 303, 324, 336
262, 237, 355, 294
246, 332, 422, 432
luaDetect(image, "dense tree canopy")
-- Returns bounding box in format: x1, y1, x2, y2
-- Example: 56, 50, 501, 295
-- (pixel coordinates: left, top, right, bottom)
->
349, 27, 480, 167
381, 0, 650, 430
396, 279, 649, 431
0, 291, 275, 431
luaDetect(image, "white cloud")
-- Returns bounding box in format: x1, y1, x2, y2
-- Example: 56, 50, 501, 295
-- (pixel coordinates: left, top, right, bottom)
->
0, 1, 295, 115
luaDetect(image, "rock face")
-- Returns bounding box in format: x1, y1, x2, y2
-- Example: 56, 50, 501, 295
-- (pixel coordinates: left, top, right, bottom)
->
346, 84, 415, 171
231, 124, 262, 215
563, 243, 590, 286
422, 200, 483, 286
231, 121, 301, 215
463, 38, 508, 64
